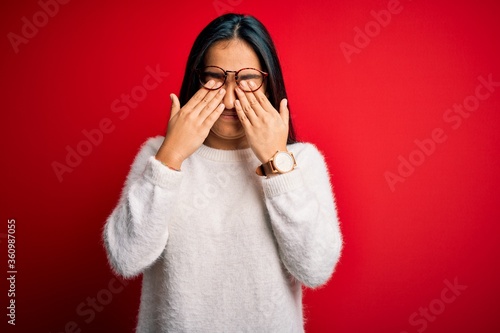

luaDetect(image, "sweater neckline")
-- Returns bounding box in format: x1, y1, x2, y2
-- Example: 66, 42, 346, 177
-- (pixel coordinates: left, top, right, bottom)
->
196, 144, 255, 162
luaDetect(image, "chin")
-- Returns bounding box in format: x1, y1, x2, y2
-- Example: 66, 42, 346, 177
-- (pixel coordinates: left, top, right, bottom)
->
211, 124, 245, 140
214, 131, 246, 140
207, 127, 248, 149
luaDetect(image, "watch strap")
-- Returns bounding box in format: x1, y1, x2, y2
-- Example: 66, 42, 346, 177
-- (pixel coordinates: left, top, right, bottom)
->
256, 161, 275, 177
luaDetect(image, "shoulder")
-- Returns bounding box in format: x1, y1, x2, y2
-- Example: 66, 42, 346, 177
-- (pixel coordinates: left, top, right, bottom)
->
140, 136, 164, 153
127, 136, 164, 171
286, 142, 332, 177
287, 142, 326, 163
132, 136, 164, 160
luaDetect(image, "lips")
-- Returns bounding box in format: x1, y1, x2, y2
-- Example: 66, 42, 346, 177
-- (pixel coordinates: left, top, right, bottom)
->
221, 110, 238, 120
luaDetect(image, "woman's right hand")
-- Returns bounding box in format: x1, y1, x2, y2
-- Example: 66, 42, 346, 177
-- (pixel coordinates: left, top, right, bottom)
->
155, 81, 226, 170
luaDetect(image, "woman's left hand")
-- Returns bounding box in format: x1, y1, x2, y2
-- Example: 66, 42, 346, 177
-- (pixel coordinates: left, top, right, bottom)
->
234, 81, 290, 163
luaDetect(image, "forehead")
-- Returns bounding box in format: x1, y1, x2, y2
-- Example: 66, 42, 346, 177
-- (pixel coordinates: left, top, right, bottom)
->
204, 39, 261, 70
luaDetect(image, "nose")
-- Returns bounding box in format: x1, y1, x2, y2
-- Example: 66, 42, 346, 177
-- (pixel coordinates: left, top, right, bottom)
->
222, 73, 238, 109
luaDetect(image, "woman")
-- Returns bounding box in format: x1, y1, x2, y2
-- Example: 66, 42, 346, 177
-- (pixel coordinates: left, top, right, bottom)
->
103, 13, 342, 332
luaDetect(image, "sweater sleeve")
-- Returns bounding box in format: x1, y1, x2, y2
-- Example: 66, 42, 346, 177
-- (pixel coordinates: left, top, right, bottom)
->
103, 136, 183, 278
262, 143, 343, 288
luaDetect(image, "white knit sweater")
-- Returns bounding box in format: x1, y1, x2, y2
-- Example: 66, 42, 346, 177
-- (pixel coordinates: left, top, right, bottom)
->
103, 136, 342, 333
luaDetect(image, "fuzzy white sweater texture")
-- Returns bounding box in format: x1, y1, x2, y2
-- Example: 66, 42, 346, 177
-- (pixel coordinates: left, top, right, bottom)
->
103, 136, 342, 333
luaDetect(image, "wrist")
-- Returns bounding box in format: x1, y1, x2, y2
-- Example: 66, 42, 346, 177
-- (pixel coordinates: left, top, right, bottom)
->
155, 145, 184, 171
258, 145, 288, 164
155, 157, 181, 171
256, 150, 297, 177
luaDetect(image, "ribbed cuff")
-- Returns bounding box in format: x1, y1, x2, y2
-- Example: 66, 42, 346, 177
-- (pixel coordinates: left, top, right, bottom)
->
261, 168, 304, 197
143, 156, 183, 188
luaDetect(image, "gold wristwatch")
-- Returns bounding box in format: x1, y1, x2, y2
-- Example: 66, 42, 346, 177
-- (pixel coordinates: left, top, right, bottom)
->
256, 150, 297, 177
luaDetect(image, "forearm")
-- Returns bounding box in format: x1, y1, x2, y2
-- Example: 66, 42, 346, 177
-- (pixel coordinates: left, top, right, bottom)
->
266, 183, 341, 287
263, 145, 342, 288
103, 139, 183, 278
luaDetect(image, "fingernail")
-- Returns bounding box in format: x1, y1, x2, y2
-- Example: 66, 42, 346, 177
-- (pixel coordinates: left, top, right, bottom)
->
219, 88, 226, 95
284, 98, 288, 107
249, 81, 255, 88
169, 94, 173, 102
207, 80, 215, 87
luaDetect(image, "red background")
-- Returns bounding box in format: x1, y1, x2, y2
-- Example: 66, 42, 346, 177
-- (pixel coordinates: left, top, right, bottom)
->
2, 0, 500, 332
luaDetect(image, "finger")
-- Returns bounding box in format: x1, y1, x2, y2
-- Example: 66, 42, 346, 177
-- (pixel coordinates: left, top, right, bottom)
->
202, 102, 225, 127
235, 86, 258, 122
234, 99, 252, 126
183, 81, 218, 112
199, 88, 226, 119
279, 99, 290, 130
239, 81, 266, 116
169, 94, 181, 120
251, 87, 275, 113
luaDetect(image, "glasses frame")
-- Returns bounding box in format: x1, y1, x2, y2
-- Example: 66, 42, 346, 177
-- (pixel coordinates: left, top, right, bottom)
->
196, 65, 269, 92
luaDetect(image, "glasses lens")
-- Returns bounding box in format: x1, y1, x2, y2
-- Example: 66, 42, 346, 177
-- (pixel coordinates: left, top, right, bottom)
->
199, 67, 225, 89
238, 69, 264, 92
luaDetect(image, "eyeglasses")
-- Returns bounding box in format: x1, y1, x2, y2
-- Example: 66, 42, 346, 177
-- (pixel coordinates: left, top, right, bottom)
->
196, 66, 268, 92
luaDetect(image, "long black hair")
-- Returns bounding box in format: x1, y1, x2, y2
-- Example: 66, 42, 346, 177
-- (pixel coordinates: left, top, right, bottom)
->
179, 13, 297, 144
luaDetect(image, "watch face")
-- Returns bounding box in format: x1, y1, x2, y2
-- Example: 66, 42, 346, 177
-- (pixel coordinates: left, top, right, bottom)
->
274, 152, 295, 173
